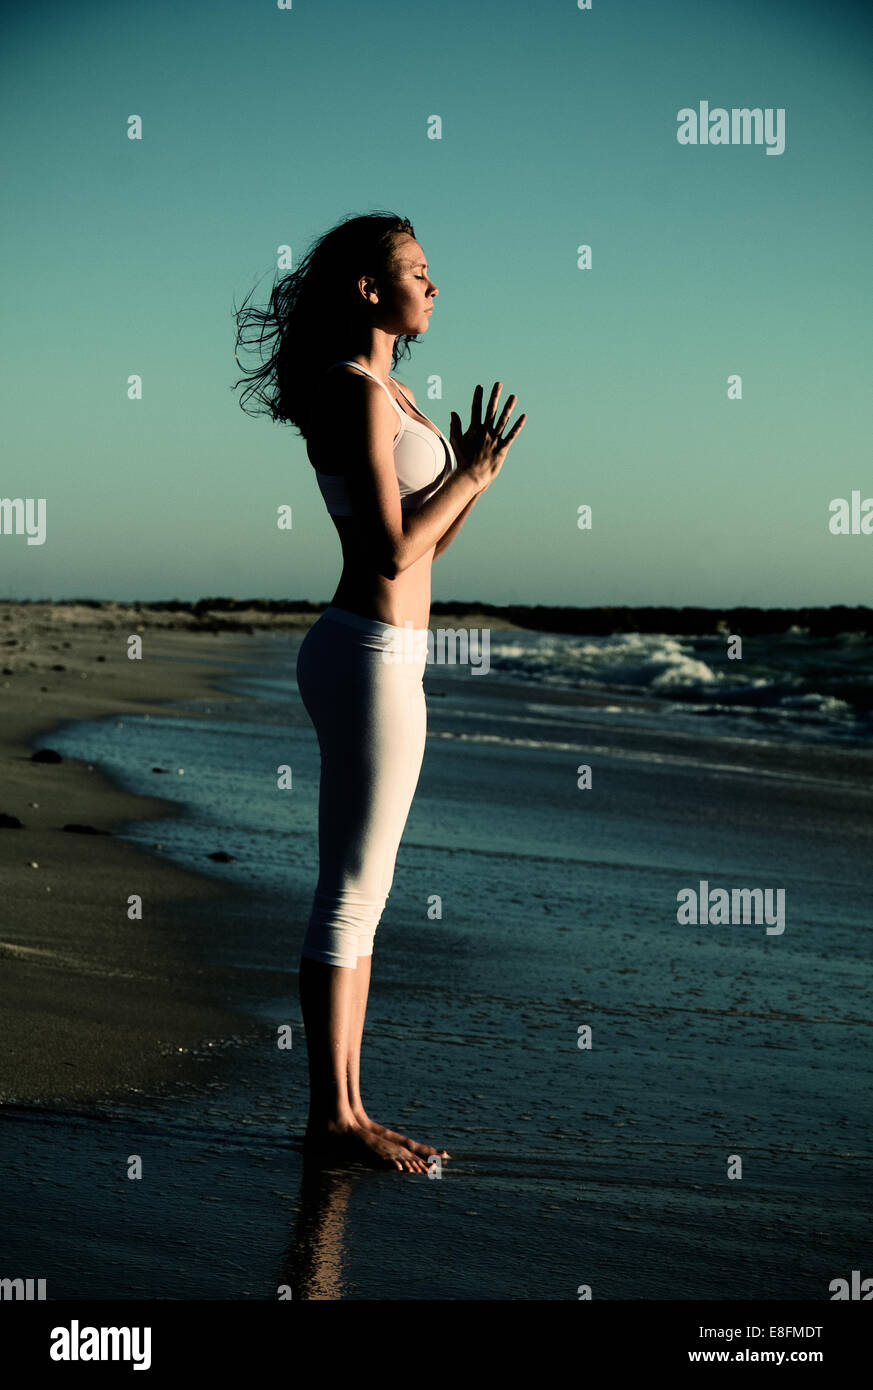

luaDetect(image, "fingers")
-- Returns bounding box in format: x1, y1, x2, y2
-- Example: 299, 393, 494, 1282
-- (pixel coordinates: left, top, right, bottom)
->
494, 392, 517, 436
484, 381, 502, 428
469, 382, 527, 448
470, 383, 483, 430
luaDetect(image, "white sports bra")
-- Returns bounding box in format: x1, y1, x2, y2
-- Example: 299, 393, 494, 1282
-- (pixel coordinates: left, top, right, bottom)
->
312, 360, 456, 515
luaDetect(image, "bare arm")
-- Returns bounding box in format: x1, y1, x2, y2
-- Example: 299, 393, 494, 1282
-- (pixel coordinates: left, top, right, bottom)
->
329, 373, 478, 579
333, 373, 525, 578
391, 381, 479, 561
433, 493, 478, 558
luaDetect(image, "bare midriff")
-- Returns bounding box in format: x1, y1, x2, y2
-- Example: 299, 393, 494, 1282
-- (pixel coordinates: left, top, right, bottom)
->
328, 521, 434, 631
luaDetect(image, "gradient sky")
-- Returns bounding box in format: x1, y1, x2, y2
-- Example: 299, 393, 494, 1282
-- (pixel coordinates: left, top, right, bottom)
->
1, 0, 871, 607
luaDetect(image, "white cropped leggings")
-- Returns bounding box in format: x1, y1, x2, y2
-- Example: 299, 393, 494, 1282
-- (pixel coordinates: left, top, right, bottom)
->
297, 606, 428, 969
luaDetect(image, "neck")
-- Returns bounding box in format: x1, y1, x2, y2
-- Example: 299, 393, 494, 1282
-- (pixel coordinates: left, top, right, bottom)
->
337, 325, 397, 380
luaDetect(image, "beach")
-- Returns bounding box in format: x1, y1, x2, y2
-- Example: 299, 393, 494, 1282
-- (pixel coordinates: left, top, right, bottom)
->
0, 600, 520, 1105
0, 603, 268, 1103
1, 601, 870, 1300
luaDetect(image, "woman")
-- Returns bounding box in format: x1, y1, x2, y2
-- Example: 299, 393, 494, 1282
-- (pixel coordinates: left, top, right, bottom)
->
234, 211, 526, 1171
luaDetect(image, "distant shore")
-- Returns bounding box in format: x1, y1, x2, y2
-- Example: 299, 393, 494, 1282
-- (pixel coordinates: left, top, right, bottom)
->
7, 596, 870, 637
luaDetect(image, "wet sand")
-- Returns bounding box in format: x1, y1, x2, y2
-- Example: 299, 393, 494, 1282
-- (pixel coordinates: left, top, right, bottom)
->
0, 602, 280, 1104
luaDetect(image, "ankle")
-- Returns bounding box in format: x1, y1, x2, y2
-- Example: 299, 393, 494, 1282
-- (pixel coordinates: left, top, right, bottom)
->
307, 1112, 358, 1135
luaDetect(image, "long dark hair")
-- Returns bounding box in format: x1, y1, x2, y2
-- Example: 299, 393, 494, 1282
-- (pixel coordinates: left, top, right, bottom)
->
232, 210, 418, 439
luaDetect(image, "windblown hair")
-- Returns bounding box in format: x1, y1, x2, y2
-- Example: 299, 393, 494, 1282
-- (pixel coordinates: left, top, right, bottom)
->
232, 211, 418, 439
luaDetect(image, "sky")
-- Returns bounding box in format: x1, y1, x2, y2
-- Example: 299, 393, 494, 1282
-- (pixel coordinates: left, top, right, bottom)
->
1, 0, 871, 608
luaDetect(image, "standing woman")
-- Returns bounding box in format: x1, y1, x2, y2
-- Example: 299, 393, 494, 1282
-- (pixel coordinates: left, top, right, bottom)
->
234, 212, 526, 1171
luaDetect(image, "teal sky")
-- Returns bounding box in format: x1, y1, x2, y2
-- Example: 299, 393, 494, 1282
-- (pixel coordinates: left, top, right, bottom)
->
1, 0, 871, 607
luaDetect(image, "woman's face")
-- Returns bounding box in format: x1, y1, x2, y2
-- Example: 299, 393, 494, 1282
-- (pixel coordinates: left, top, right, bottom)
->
374, 235, 438, 335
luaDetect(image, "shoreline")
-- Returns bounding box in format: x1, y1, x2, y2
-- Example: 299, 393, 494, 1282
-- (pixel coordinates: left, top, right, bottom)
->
0, 605, 271, 1107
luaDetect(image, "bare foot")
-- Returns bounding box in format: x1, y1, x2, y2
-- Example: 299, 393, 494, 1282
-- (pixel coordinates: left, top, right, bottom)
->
304, 1119, 429, 1173
353, 1106, 449, 1161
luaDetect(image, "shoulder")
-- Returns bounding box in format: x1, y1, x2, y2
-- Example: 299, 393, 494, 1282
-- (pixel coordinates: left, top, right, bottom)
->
327, 364, 396, 404
311, 367, 399, 452
319, 365, 393, 411
392, 378, 415, 404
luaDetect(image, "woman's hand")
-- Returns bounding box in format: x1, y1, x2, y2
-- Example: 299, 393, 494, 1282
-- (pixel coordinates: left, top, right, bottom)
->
449, 382, 526, 491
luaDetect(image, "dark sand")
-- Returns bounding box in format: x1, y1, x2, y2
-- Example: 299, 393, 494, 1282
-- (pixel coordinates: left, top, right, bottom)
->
0, 603, 275, 1103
